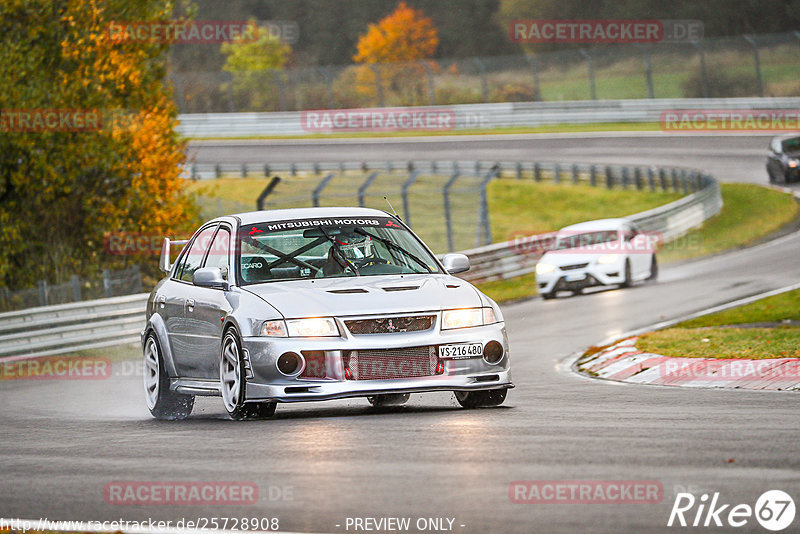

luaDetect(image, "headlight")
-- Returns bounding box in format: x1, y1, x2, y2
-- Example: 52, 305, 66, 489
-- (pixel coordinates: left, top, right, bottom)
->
442, 307, 498, 330
536, 262, 556, 275
260, 318, 340, 337
286, 317, 340, 337
789, 159, 799, 168
597, 254, 619, 264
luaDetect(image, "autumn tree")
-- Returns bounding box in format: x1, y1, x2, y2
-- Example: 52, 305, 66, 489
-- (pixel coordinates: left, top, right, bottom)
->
0, 0, 197, 290
352, 1, 439, 106
221, 20, 292, 111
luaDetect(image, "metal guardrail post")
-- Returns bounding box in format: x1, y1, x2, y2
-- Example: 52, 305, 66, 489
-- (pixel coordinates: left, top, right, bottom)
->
571, 164, 579, 184
103, 270, 112, 298
589, 165, 597, 187
579, 49, 597, 100
681, 170, 689, 194
647, 167, 656, 191
418, 60, 436, 105
476, 168, 498, 247
443, 171, 461, 252
743, 35, 764, 98
214, 164, 222, 179
369, 64, 385, 107
516, 162, 523, 180
621, 167, 630, 189
605, 166, 613, 189
71, 275, 81, 302
534, 162, 542, 182
257, 176, 282, 210
241, 163, 247, 178
553, 163, 560, 184
38, 280, 47, 307
671, 168, 680, 192
312, 173, 335, 207
659, 168, 667, 191
634, 167, 643, 190
401, 170, 421, 226
472, 58, 489, 103
263, 164, 270, 177
357, 171, 380, 207
691, 42, 709, 98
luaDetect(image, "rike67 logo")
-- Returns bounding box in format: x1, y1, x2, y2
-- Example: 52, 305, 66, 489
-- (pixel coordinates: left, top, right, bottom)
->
668, 490, 795, 531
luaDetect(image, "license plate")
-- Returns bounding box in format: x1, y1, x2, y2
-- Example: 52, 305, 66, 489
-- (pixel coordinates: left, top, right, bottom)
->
439, 343, 483, 359
565, 272, 586, 282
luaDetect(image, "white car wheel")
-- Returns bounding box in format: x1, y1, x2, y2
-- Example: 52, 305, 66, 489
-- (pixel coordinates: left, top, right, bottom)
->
143, 334, 194, 420
220, 329, 276, 420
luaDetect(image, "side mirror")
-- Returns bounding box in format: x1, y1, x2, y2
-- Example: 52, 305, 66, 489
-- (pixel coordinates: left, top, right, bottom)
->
442, 253, 470, 274
193, 267, 229, 290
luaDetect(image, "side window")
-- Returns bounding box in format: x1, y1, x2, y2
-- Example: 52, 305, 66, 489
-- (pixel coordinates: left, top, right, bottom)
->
204, 227, 231, 276
178, 226, 218, 283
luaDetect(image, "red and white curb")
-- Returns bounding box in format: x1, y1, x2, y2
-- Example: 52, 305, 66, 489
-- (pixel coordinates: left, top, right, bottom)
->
578, 337, 800, 390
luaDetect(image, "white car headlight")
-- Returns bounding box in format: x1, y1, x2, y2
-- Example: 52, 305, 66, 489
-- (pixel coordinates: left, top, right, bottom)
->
536, 262, 556, 275
597, 254, 619, 264
442, 307, 498, 330
260, 318, 340, 337
286, 317, 340, 337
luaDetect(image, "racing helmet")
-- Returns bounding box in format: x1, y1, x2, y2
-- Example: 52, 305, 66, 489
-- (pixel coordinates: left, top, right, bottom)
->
334, 230, 374, 261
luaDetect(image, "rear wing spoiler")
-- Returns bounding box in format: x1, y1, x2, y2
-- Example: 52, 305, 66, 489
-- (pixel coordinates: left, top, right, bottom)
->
159, 238, 189, 273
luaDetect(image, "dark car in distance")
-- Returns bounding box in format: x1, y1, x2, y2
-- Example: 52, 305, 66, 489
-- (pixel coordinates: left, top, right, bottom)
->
767, 134, 800, 184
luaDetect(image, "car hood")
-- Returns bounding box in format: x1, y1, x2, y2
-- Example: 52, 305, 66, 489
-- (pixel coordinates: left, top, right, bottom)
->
242, 274, 482, 318
540, 251, 605, 266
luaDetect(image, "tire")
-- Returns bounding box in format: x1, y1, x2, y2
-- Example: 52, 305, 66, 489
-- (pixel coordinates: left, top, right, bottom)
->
367, 393, 410, 407
220, 328, 276, 421
540, 291, 556, 300
454, 388, 507, 408
646, 255, 659, 282
620, 259, 632, 288
143, 333, 194, 420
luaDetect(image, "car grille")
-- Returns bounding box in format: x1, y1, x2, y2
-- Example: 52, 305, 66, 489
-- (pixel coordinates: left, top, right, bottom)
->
344, 346, 437, 380
345, 315, 435, 335
560, 262, 589, 271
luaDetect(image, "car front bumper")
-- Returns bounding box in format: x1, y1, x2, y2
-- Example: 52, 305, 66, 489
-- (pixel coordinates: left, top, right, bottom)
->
240, 321, 512, 403
536, 263, 626, 294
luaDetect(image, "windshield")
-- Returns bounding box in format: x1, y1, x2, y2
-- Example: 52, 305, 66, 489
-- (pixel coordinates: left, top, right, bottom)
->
554, 230, 619, 250
238, 216, 441, 284
782, 136, 800, 155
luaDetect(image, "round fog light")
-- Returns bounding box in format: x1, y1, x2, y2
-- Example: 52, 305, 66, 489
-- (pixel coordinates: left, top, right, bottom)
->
483, 341, 504, 365
276, 352, 305, 376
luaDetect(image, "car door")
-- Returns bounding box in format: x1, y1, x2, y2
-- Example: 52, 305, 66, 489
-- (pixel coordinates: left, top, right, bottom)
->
623, 223, 651, 279
181, 224, 233, 380
170, 224, 219, 378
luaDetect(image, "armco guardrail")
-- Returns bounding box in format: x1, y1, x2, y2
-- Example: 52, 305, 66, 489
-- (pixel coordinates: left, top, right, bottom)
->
0, 293, 148, 361
0, 161, 722, 359
456, 168, 721, 283
177, 97, 800, 137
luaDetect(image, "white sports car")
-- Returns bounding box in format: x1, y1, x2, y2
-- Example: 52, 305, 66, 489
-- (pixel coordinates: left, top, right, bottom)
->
535, 218, 658, 300
143, 207, 512, 420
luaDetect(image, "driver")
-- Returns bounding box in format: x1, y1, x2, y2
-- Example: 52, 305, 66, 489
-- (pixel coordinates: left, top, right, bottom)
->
322, 230, 379, 276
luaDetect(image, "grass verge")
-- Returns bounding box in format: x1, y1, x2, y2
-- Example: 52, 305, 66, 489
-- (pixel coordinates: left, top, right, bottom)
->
636, 288, 800, 360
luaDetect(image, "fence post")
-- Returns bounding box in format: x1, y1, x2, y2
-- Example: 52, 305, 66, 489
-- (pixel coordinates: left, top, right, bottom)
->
401, 170, 421, 226
38, 279, 48, 307
369, 64, 385, 107
621, 166, 630, 189
553, 163, 560, 184
418, 60, 436, 105
71, 274, 81, 302
472, 58, 489, 102
312, 173, 335, 207
743, 35, 764, 98
671, 168, 680, 192
647, 167, 656, 191
681, 170, 689, 194
571, 164, 579, 184
476, 168, 498, 247
659, 168, 668, 191
524, 55, 541, 100
357, 171, 380, 207
605, 166, 614, 189
579, 49, 596, 100
534, 162, 542, 182
240, 163, 247, 178
443, 171, 461, 252
214, 164, 222, 179
257, 176, 282, 210
634, 167, 643, 190
692, 42, 709, 98
516, 162, 523, 180
103, 269, 112, 298
589, 165, 597, 187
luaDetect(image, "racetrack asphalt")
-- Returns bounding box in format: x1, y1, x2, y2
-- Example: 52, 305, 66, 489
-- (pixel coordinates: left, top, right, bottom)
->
1, 133, 799, 533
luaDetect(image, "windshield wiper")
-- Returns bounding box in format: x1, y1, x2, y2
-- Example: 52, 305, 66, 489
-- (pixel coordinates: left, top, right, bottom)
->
318, 226, 360, 276
354, 228, 433, 273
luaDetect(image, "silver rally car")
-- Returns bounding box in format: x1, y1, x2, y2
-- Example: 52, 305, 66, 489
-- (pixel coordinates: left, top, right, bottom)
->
142, 207, 512, 420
